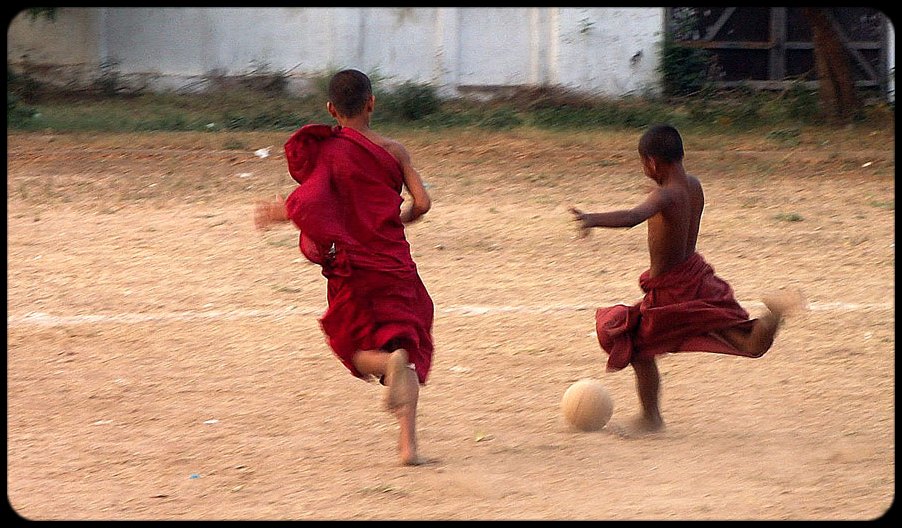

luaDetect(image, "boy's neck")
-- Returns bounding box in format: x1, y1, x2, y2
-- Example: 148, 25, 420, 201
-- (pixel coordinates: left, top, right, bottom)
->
656, 162, 687, 184
336, 114, 371, 132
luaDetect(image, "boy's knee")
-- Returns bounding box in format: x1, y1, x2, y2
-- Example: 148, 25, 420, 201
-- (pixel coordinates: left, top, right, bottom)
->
629, 355, 658, 373
747, 338, 774, 358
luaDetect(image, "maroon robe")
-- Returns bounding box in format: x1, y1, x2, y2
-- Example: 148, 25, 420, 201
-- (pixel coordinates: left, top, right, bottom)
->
595, 252, 757, 372
283, 124, 434, 384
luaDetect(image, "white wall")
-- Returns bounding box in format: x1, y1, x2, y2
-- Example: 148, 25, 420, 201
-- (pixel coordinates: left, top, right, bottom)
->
6, 7, 894, 101
887, 18, 895, 102
7, 7, 666, 97
6, 8, 102, 85
7, 9, 99, 65
555, 8, 664, 96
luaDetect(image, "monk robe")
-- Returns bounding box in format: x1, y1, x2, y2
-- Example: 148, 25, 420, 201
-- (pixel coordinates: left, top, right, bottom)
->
282, 124, 434, 384
596, 251, 756, 372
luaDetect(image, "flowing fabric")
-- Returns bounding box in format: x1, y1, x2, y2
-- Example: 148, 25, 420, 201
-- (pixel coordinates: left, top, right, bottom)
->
595, 252, 756, 372
283, 124, 434, 384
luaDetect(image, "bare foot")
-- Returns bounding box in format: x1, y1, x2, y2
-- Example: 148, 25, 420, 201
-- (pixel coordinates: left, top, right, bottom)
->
762, 289, 807, 319
607, 415, 665, 438
383, 349, 417, 412
395, 405, 420, 466
400, 453, 439, 467
399, 440, 419, 466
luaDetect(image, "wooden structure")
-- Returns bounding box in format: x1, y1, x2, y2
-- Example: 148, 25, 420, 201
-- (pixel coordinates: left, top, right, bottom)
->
665, 7, 891, 92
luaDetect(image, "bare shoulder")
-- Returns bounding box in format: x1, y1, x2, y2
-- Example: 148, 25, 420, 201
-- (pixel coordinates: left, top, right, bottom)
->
385, 138, 411, 164
687, 173, 704, 198
370, 134, 408, 166
687, 173, 703, 190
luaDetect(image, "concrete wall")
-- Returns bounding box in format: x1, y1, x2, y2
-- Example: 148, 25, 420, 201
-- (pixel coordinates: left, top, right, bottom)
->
7, 7, 666, 97
888, 18, 895, 102
555, 8, 662, 96
7, 8, 102, 86
7, 7, 895, 100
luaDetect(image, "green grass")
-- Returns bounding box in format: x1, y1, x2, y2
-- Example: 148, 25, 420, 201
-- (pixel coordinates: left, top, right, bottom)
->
868, 200, 894, 210
773, 212, 804, 222
8, 76, 895, 134
264, 235, 298, 248
766, 127, 802, 146
9, 92, 327, 132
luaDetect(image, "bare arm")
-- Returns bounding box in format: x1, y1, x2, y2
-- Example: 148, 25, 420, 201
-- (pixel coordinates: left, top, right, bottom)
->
392, 143, 432, 224
570, 187, 672, 237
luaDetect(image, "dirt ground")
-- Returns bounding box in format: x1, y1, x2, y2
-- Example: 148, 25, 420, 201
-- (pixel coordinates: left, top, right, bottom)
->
6, 123, 895, 520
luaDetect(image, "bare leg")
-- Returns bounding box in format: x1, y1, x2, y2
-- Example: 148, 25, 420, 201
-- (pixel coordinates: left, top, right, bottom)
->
352, 348, 423, 466
384, 349, 423, 465
715, 290, 806, 358
351, 348, 391, 377
611, 356, 665, 438
716, 313, 778, 358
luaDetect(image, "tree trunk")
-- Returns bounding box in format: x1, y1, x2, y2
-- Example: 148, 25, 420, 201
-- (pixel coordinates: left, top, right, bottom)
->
801, 8, 861, 122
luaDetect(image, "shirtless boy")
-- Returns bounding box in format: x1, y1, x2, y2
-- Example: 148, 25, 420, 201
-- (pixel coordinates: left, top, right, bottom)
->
571, 124, 804, 436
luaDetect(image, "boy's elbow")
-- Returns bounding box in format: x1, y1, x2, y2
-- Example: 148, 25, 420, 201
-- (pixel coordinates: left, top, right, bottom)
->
415, 198, 431, 216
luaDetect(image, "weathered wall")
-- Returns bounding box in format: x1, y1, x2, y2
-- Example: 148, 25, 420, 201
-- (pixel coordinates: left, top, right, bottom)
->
8, 7, 895, 100
7, 7, 665, 97
888, 19, 895, 102
7, 8, 103, 86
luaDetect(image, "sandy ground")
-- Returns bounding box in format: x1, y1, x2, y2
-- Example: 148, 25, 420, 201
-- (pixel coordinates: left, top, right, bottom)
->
6, 124, 895, 520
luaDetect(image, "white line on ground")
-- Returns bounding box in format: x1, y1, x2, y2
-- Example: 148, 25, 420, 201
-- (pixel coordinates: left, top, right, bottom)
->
6, 301, 893, 328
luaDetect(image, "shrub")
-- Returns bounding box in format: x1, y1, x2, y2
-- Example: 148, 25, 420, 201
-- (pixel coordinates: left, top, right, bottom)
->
784, 82, 819, 122
477, 106, 522, 129
378, 82, 441, 121
7, 92, 38, 127
657, 37, 716, 97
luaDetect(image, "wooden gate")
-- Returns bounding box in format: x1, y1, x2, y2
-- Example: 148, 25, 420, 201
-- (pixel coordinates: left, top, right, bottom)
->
665, 7, 890, 92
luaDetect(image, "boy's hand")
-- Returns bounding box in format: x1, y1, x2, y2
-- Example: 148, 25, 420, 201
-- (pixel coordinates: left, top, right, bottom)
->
569, 207, 590, 239
254, 196, 288, 231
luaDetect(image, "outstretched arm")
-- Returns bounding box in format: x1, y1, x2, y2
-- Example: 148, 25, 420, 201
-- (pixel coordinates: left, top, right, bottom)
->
570, 187, 672, 237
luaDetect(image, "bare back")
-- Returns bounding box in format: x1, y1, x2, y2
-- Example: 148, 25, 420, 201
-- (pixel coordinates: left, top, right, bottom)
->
646, 174, 704, 277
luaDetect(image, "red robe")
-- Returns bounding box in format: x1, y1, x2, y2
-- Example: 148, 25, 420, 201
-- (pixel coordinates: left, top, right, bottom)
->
282, 124, 434, 384
595, 252, 756, 372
